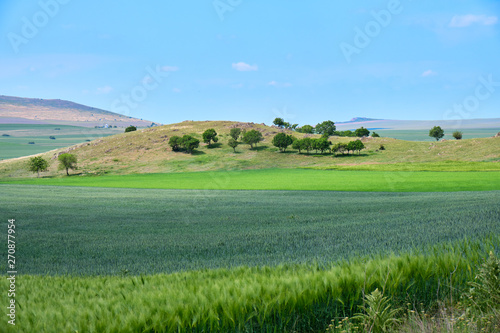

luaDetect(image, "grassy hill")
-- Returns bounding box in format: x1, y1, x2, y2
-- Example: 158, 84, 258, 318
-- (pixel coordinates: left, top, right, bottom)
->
0, 95, 156, 127
1, 120, 499, 179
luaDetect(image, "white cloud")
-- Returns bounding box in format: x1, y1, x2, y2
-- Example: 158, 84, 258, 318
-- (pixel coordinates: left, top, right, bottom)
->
161, 66, 179, 72
232, 62, 258, 71
268, 81, 292, 87
449, 15, 498, 28
96, 86, 113, 94
421, 70, 437, 77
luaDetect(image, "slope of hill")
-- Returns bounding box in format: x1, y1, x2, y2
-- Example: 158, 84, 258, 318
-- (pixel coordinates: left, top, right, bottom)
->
1, 121, 499, 178
0, 95, 157, 127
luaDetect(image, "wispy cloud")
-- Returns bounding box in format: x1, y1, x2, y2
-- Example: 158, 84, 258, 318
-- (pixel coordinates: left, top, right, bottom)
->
161, 66, 179, 72
421, 70, 437, 77
268, 81, 292, 87
449, 15, 497, 28
96, 86, 113, 94
232, 62, 258, 71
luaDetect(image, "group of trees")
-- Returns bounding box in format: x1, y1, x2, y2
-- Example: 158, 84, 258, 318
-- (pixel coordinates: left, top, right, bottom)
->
27, 153, 77, 178
169, 135, 200, 154
272, 133, 366, 155
274, 118, 373, 138
429, 126, 463, 141
168, 128, 264, 154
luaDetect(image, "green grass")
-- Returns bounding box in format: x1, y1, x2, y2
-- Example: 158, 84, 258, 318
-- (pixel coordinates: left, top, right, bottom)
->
0, 124, 120, 159
2, 168, 500, 192
1, 185, 498, 275
309, 161, 500, 172
1, 238, 498, 332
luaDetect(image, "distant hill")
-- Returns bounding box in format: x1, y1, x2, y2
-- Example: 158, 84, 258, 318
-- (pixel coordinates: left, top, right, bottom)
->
335, 117, 500, 130
0, 95, 158, 127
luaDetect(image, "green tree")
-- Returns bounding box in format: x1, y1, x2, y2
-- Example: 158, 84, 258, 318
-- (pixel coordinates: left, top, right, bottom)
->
28, 156, 49, 178
227, 138, 239, 152
229, 128, 241, 141
300, 125, 314, 134
452, 131, 463, 140
429, 126, 444, 141
273, 118, 285, 128
181, 135, 200, 154
58, 153, 77, 176
169, 136, 182, 151
301, 137, 313, 153
292, 138, 303, 153
350, 139, 365, 154
124, 125, 137, 133
315, 120, 336, 137
202, 128, 218, 145
316, 137, 331, 154
242, 129, 263, 149
355, 127, 370, 137
371, 132, 380, 137
272, 133, 294, 152
331, 142, 347, 156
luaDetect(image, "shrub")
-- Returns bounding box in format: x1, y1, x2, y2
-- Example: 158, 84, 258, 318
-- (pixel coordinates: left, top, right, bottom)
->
379, 144, 385, 150
125, 126, 137, 133
452, 131, 463, 140
168, 136, 182, 151
372, 132, 380, 137
49, 136, 56, 140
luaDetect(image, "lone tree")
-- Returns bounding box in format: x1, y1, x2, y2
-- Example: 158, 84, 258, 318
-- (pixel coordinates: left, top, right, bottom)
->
58, 153, 77, 176
124, 125, 137, 133
355, 127, 370, 137
227, 138, 239, 152
229, 128, 241, 141
452, 131, 463, 140
371, 132, 380, 137
28, 156, 48, 178
273, 118, 285, 128
242, 129, 263, 149
429, 126, 444, 141
202, 128, 218, 146
272, 133, 294, 152
315, 120, 336, 137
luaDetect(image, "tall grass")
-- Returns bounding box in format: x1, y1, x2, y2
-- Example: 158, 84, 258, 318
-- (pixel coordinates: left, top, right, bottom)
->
2, 236, 498, 332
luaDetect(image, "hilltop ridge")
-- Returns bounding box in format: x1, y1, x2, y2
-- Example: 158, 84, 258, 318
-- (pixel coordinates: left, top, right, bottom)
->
0, 95, 157, 127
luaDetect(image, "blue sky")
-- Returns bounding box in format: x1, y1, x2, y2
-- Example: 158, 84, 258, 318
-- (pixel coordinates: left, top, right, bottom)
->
1, 0, 499, 125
